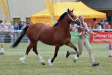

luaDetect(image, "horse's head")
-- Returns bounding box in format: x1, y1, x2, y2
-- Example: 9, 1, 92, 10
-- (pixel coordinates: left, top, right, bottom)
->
67, 9, 80, 25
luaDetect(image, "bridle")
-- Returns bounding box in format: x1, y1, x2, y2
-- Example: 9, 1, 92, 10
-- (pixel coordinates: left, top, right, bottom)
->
67, 12, 78, 22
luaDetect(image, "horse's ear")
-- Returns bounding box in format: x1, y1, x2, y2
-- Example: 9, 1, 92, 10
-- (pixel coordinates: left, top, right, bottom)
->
67, 8, 70, 13
72, 9, 74, 12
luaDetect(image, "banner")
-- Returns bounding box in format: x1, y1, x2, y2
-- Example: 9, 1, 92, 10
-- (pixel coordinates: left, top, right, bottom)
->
45, 0, 54, 25
70, 32, 89, 43
45, 0, 54, 16
0, 0, 10, 23
90, 32, 112, 43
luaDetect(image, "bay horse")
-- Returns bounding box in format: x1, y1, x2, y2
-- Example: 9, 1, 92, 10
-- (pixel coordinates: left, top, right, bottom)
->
12, 9, 80, 66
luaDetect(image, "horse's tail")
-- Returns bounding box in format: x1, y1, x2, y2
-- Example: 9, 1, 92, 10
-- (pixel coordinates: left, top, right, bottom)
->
11, 26, 29, 48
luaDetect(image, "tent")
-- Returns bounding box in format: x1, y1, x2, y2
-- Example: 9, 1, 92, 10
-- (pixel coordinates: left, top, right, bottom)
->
31, 1, 106, 26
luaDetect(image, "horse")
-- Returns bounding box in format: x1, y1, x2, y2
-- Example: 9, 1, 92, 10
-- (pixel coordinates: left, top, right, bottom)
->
12, 9, 80, 66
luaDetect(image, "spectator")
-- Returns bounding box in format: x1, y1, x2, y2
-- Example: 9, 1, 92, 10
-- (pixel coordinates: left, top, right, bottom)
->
4, 23, 8, 30
18, 21, 23, 30
22, 21, 27, 29
104, 22, 111, 29
104, 19, 107, 25
11, 23, 14, 30
100, 20, 104, 29
92, 18, 96, 29
87, 23, 92, 30
8, 23, 14, 31
27, 20, 32, 25
14, 23, 19, 30
93, 22, 102, 30
72, 24, 78, 32
0, 23, 5, 30
26, 21, 30, 26
0, 20, 2, 24
70, 23, 74, 32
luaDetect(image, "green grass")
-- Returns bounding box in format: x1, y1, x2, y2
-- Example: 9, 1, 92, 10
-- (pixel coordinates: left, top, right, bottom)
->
0, 43, 112, 75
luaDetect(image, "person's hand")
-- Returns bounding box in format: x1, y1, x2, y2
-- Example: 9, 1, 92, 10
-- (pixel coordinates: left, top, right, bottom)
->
93, 33, 97, 36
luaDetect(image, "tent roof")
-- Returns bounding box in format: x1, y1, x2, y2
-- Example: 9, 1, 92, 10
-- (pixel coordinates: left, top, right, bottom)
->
31, 1, 106, 18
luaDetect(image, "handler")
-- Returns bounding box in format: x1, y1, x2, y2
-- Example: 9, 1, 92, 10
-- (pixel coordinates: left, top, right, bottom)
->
66, 15, 99, 67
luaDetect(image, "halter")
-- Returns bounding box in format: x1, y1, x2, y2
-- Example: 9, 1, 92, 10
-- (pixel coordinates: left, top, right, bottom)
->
67, 12, 78, 22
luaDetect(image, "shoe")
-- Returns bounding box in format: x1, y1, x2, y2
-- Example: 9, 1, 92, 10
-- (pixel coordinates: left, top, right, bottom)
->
66, 51, 70, 58
92, 62, 99, 67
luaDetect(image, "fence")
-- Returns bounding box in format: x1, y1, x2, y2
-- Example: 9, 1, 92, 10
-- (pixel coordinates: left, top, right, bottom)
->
92, 29, 112, 32
0, 29, 112, 43
0, 30, 28, 43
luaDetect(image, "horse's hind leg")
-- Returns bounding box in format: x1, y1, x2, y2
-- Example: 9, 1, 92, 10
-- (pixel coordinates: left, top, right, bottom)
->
32, 42, 45, 65
20, 43, 33, 64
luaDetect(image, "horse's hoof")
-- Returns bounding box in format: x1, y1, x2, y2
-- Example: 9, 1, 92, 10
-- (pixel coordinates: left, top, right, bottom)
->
48, 59, 53, 66
74, 59, 77, 62
49, 63, 53, 66
41, 62, 45, 65
21, 61, 25, 64
20, 57, 25, 64
21, 63, 25, 64
74, 58, 77, 62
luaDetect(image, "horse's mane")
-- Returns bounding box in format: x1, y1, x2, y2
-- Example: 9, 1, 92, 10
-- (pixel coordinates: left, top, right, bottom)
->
53, 12, 67, 27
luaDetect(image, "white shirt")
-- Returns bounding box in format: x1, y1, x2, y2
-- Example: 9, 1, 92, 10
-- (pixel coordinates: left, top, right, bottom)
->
80, 22, 90, 32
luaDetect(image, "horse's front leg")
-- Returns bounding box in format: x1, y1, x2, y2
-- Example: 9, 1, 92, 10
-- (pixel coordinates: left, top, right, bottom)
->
66, 41, 79, 58
48, 44, 60, 66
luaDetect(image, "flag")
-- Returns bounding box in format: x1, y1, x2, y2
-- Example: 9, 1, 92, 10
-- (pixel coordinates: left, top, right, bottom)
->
45, 0, 54, 25
45, 0, 54, 16
0, 0, 10, 23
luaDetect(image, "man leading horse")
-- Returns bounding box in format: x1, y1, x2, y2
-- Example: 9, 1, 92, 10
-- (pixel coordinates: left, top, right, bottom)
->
66, 15, 99, 67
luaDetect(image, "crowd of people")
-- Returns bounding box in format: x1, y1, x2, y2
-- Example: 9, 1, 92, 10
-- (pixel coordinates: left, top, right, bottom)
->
71, 19, 111, 32
92, 19, 111, 30
0, 18, 111, 32
0, 21, 31, 31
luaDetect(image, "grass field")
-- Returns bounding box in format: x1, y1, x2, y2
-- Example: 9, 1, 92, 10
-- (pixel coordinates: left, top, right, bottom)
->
0, 43, 112, 75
